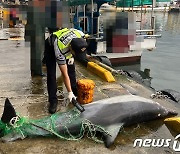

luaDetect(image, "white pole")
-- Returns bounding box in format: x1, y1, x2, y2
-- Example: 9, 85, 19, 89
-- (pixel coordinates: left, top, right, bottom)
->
151, 0, 155, 34
132, 0, 134, 11
140, 0, 143, 30
97, 16, 99, 37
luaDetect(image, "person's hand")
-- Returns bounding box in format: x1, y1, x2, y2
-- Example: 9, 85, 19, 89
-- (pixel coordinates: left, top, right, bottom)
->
68, 57, 74, 65
68, 92, 76, 102
86, 54, 92, 61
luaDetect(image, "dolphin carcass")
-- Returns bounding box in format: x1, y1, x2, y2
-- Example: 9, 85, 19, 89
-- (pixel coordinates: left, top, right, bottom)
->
0, 95, 177, 148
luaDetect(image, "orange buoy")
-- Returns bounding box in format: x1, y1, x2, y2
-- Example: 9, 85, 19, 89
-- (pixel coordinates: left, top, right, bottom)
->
77, 79, 95, 104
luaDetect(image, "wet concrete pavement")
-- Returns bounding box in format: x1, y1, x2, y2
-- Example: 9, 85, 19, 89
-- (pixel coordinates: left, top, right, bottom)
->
0, 30, 180, 154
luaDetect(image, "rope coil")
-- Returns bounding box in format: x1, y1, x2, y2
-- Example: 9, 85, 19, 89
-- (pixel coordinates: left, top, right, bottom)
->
151, 91, 170, 99
9, 116, 21, 127
47, 108, 110, 143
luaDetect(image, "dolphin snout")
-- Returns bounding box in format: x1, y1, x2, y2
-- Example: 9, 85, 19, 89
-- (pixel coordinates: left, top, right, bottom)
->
167, 109, 178, 116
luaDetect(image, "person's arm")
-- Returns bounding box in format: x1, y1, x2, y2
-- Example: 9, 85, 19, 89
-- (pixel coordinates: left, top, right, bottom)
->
58, 64, 72, 92
58, 64, 76, 102
53, 36, 76, 101
53, 37, 71, 91
53, 37, 71, 92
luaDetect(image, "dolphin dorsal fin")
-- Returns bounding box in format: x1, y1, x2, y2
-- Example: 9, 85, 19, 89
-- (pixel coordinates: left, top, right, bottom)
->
103, 123, 124, 148
1, 98, 17, 124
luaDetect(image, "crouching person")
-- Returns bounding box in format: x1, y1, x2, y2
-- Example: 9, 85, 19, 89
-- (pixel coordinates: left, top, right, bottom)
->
44, 27, 88, 114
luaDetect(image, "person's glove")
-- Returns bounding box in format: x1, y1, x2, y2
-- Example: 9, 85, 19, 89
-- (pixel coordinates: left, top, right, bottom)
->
68, 92, 76, 102
68, 57, 74, 65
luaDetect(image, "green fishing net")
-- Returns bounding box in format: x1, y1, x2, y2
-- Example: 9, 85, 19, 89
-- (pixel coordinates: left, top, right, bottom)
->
0, 113, 29, 137
0, 108, 110, 143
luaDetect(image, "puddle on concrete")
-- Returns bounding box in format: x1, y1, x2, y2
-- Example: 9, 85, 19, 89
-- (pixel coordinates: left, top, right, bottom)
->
30, 76, 46, 95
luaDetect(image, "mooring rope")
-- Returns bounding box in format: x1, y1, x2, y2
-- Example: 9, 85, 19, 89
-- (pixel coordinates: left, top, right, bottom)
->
151, 91, 170, 99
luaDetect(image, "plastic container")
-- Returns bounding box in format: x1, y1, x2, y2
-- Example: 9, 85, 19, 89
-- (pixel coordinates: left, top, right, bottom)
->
77, 79, 95, 104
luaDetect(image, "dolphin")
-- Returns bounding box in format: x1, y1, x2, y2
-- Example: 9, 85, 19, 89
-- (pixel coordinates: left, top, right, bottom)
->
0, 95, 178, 148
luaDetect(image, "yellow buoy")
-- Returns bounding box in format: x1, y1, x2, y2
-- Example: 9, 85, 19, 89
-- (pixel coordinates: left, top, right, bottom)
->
87, 62, 115, 82
77, 79, 95, 104
164, 117, 180, 132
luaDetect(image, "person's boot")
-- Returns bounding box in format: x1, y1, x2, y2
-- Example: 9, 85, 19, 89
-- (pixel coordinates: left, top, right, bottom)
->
48, 102, 58, 114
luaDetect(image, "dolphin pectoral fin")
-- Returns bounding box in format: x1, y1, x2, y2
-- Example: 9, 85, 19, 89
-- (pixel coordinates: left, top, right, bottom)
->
103, 123, 124, 148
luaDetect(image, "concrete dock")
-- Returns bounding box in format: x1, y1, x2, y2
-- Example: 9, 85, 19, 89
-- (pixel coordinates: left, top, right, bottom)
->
0, 33, 180, 153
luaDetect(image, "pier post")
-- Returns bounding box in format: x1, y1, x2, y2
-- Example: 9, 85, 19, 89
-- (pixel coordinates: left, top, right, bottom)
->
152, 0, 156, 8
25, 0, 46, 76
25, 0, 69, 76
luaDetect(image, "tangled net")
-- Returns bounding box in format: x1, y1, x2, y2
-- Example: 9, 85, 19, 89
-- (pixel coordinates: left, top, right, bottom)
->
0, 108, 110, 143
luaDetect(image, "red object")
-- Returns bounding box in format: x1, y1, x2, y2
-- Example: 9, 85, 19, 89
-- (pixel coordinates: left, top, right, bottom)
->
112, 35, 129, 53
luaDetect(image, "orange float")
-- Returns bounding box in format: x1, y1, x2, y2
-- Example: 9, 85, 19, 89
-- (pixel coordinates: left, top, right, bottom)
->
77, 79, 95, 104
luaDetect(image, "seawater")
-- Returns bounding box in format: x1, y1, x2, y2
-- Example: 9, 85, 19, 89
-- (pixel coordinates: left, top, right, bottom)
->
110, 12, 180, 92
140, 12, 180, 92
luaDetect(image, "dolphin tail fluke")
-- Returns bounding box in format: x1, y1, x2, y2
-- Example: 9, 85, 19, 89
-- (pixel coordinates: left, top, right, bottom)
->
1, 98, 17, 124
103, 123, 124, 148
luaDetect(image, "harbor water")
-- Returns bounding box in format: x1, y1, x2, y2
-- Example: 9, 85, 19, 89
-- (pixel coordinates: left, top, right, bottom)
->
113, 11, 180, 92
140, 12, 180, 92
